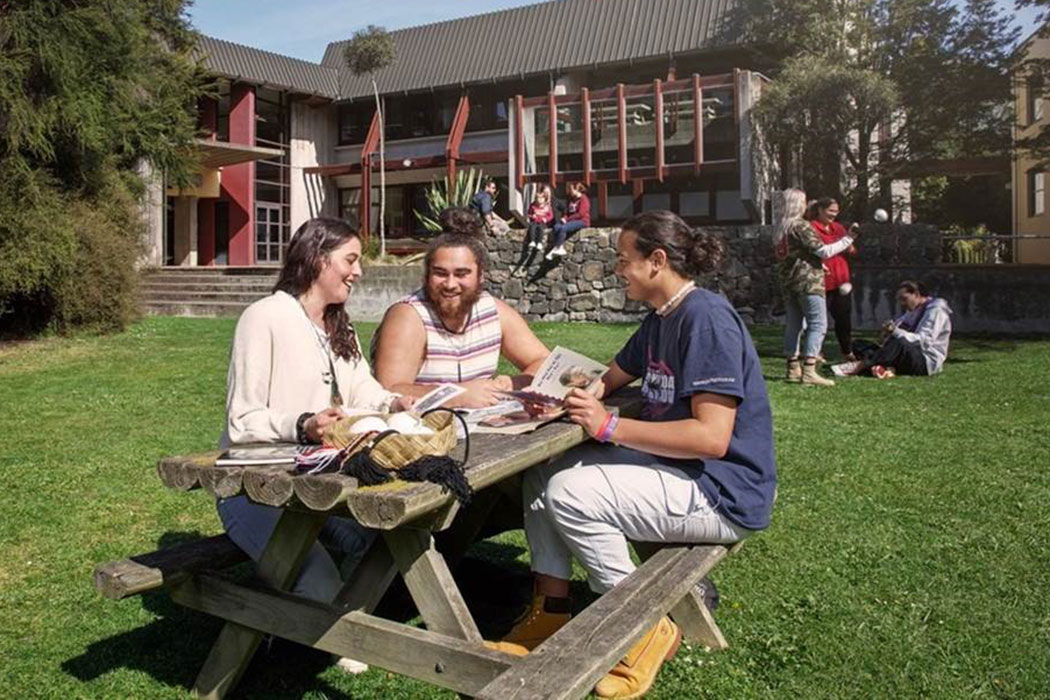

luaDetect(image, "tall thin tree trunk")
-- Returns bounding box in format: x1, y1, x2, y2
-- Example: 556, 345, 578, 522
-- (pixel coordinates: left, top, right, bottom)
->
373, 78, 386, 257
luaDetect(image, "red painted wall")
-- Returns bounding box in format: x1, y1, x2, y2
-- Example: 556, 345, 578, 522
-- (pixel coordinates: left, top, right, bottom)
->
198, 199, 215, 266
223, 83, 255, 265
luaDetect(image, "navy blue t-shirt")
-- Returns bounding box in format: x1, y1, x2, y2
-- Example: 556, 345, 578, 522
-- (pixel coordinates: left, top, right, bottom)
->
614, 288, 777, 530
471, 191, 494, 216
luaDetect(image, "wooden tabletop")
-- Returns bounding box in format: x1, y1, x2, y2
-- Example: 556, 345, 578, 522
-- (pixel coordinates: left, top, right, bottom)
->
157, 390, 641, 530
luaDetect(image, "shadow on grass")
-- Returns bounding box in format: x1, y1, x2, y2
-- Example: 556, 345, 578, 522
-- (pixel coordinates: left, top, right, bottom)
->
64, 531, 559, 697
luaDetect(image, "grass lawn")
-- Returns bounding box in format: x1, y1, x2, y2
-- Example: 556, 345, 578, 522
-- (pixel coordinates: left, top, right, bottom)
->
1, 317, 1048, 699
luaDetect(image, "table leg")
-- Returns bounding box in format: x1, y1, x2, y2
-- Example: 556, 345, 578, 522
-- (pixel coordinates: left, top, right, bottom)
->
384, 528, 482, 643
332, 536, 398, 612
634, 541, 730, 649
192, 508, 327, 699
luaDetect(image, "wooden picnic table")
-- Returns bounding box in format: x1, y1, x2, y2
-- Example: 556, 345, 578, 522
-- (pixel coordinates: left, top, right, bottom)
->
94, 389, 742, 699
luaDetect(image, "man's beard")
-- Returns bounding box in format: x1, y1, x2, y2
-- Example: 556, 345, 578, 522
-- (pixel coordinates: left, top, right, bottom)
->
427, 285, 481, 324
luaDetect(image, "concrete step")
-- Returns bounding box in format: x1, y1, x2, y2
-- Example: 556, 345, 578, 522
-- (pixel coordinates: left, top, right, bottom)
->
144, 274, 278, 284
142, 281, 276, 294
143, 300, 251, 317
141, 290, 271, 304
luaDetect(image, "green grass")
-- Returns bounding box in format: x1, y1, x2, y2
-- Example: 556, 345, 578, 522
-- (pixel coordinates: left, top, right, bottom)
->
1, 317, 1048, 698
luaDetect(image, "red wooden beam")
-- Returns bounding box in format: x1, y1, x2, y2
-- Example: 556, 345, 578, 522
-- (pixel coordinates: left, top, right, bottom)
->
548, 91, 558, 189
617, 83, 627, 185
359, 110, 381, 243
515, 95, 525, 190
654, 79, 665, 183
518, 75, 735, 108
582, 87, 593, 186
446, 95, 471, 185
693, 74, 704, 176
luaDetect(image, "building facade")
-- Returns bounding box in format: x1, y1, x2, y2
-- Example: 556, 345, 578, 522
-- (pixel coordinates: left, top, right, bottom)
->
149, 0, 775, 267
1012, 24, 1050, 264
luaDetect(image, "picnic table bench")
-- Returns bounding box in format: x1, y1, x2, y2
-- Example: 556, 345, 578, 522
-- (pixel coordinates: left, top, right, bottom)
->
94, 390, 743, 699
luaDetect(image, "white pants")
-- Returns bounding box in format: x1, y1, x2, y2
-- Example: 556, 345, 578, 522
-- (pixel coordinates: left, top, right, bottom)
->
524, 443, 750, 594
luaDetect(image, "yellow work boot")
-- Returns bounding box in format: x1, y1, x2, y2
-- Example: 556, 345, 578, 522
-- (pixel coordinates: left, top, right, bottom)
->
484, 640, 530, 656
785, 357, 802, 383
500, 594, 572, 651
594, 617, 681, 700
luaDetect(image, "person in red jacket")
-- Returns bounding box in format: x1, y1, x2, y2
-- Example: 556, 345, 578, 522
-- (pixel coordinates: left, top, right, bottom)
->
545, 181, 591, 260
809, 197, 857, 360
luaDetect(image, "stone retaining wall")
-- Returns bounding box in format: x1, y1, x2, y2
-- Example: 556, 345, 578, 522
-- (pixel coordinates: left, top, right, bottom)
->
354, 225, 1050, 335
484, 227, 779, 325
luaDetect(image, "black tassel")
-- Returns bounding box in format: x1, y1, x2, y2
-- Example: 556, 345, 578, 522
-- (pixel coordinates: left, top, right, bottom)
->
398, 455, 473, 505
341, 450, 393, 486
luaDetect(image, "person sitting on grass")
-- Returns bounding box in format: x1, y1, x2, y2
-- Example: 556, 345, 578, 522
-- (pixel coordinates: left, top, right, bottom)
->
490, 211, 777, 700
545, 181, 591, 259
220, 217, 414, 673
371, 207, 550, 408
832, 280, 953, 379
471, 177, 511, 234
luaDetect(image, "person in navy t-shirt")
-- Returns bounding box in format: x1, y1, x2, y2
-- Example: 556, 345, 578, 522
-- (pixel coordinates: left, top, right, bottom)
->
491, 211, 777, 700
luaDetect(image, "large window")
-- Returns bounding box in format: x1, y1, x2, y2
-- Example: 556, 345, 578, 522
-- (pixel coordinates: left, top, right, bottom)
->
254, 87, 290, 263
1028, 74, 1045, 125
1029, 169, 1045, 217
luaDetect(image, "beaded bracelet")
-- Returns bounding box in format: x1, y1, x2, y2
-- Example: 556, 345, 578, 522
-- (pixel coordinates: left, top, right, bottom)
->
597, 413, 619, 443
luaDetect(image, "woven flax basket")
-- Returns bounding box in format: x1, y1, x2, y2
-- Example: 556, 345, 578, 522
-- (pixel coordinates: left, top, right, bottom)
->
323, 409, 458, 470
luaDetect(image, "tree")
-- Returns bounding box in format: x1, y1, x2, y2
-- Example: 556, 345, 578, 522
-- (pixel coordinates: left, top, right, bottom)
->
0, 0, 205, 335
733, 0, 1018, 218
344, 26, 397, 256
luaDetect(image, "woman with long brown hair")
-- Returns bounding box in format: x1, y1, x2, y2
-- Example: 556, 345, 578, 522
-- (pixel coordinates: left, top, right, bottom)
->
219, 217, 412, 609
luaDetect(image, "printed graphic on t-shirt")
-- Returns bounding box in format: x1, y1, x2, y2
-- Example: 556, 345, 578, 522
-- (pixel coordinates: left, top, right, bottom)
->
641, 349, 676, 419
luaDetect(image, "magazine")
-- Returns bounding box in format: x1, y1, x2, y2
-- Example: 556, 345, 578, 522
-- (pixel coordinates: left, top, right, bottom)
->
471, 346, 607, 435
499, 346, 608, 405
215, 444, 312, 466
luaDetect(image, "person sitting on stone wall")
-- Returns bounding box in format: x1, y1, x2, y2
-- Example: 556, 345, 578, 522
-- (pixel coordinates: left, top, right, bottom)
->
471, 177, 512, 235
831, 280, 952, 379
545, 181, 591, 259
371, 207, 550, 407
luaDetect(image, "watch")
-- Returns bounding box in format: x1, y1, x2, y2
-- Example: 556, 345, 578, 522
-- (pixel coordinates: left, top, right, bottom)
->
295, 412, 315, 444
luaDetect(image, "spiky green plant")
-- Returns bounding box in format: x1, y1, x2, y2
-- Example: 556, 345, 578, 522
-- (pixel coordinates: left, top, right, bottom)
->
413, 168, 486, 233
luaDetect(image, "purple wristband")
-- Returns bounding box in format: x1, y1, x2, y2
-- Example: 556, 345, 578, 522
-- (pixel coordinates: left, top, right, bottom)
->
598, 414, 619, 443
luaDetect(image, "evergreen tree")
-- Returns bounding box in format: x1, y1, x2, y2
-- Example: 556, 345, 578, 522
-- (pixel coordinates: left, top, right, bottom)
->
0, 0, 204, 335
734, 0, 1018, 217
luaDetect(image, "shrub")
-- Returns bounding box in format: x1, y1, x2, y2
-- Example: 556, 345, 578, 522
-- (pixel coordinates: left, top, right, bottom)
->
0, 0, 203, 337
414, 168, 486, 233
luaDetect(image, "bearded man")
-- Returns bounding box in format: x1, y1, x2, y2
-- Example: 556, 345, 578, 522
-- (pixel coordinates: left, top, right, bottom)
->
372, 208, 549, 408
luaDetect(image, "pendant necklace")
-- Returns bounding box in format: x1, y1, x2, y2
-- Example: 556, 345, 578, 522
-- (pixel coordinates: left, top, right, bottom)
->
297, 296, 344, 407
656, 281, 696, 317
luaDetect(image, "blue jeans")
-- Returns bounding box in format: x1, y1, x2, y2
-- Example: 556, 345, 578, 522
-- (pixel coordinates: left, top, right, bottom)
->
783, 291, 828, 358
550, 219, 587, 248
217, 495, 375, 603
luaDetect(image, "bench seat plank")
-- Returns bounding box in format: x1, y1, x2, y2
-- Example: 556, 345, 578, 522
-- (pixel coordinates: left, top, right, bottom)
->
93, 534, 246, 600
476, 544, 727, 700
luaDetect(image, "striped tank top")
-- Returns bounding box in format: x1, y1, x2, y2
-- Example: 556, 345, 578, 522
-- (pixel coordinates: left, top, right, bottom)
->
402, 289, 502, 384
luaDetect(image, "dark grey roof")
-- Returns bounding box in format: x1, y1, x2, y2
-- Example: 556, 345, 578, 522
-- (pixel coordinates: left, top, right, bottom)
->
196, 35, 340, 98
322, 0, 739, 100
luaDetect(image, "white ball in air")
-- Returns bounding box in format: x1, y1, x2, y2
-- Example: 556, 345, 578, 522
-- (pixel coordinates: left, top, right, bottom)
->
873, 208, 889, 223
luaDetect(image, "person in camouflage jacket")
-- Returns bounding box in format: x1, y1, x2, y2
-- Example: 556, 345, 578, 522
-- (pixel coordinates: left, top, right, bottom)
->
774, 189, 858, 386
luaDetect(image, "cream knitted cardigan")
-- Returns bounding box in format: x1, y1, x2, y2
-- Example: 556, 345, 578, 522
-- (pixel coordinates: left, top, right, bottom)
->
223, 291, 397, 445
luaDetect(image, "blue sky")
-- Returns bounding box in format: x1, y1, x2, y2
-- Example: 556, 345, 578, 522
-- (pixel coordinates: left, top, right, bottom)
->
187, 0, 1043, 63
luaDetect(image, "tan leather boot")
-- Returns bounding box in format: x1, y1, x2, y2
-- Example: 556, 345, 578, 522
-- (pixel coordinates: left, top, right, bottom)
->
801, 357, 835, 386
593, 617, 681, 699
486, 595, 571, 655
786, 357, 802, 383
